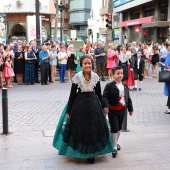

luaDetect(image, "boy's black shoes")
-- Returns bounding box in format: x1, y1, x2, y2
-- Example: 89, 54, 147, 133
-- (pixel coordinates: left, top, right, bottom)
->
117, 144, 121, 150
112, 149, 117, 158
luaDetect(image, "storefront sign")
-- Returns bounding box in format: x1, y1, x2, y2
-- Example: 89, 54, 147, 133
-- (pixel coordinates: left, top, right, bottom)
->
144, 31, 148, 36
118, 16, 153, 27
134, 27, 141, 33
113, 0, 133, 8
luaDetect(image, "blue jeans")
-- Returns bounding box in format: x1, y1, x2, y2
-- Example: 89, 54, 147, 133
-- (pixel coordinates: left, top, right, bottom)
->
59, 64, 66, 82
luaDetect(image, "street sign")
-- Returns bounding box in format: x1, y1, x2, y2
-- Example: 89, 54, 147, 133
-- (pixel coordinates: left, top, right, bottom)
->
135, 27, 141, 33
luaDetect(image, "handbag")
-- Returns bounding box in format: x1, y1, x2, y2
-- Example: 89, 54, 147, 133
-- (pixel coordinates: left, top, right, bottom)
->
158, 71, 170, 82
160, 58, 165, 63
148, 56, 152, 63
57, 61, 61, 69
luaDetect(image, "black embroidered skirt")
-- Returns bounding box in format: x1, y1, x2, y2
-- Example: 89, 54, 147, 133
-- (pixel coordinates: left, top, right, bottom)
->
62, 92, 111, 155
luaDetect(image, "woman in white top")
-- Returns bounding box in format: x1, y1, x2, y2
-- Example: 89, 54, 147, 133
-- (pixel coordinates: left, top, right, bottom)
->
58, 46, 68, 83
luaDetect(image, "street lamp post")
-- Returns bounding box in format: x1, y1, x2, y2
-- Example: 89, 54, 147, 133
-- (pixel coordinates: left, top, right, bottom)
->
58, 2, 66, 46
35, 0, 41, 49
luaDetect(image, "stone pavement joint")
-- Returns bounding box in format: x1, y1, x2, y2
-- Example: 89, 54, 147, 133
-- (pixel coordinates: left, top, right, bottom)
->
0, 78, 170, 170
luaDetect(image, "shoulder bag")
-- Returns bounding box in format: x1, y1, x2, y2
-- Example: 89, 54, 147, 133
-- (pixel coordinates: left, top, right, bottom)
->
158, 71, 170, 82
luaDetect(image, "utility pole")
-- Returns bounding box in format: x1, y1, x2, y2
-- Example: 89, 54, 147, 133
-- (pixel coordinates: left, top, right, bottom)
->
35, 0, 41, 49
54, 0, 59, 42
105, 0, 113, 47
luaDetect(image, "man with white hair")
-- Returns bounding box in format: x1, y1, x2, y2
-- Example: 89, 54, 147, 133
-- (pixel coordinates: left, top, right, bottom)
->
39, 45, 50, 85
94, 42, 106, 81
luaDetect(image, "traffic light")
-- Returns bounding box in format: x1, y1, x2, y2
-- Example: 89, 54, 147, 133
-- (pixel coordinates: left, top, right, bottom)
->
105, 13, 112, 29
88, 29, 92, 35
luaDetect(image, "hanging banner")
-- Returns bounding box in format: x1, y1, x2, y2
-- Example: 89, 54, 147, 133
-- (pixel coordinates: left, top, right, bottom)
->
26, 16, 42, 43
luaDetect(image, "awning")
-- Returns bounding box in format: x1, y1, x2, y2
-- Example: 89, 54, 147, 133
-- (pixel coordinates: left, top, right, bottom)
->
142, 21, 170, 28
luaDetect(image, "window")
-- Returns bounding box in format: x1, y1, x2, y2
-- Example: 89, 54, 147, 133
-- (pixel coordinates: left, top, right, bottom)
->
160, 7, 168, 21
145, 9, 154, 17
63, 30, 68, 34
131, 12, 140, 20
64, 19, 69, 23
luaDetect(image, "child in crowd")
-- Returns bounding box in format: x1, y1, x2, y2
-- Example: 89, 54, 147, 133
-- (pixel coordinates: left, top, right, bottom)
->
103, 66, 133, 158
0, 53, 3, 88
133, 50, 145, 91
2, 55, 15, 88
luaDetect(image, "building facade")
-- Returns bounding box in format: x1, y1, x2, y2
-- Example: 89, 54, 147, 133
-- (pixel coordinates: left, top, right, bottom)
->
51, 0, 71, 42
113, 0, 170, 44
0, 0, 71, 43
87, 0, 102, 43
69, 0, 92, 41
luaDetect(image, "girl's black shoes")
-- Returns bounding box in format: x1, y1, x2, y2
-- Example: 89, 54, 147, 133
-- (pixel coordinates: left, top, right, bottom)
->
112, 149, 117, 158
87, 157, 95, 164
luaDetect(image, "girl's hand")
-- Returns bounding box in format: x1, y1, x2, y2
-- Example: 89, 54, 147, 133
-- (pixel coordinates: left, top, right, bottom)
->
66, 113, 70, 119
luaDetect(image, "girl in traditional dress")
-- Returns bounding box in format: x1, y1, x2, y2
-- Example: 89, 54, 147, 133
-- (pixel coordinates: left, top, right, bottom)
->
119, 47, 131, 82
53, 55, 113, 164
124, 45, 135, 87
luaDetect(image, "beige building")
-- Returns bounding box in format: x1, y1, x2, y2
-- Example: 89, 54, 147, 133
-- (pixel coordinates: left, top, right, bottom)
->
0, 0, 71, 43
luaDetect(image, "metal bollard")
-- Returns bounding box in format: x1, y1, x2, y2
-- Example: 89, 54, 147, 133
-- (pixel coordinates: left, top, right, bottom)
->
121, 107, 129, 132
2, 88, 8, 134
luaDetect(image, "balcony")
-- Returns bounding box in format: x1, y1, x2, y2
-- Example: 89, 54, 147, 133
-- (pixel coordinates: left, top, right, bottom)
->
100, 7, 108, 16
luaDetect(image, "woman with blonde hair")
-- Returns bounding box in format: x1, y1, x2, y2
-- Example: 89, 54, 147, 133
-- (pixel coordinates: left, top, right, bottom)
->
67, 44, 76, 82
151, 46, 160, 78
106, 43, 118, 80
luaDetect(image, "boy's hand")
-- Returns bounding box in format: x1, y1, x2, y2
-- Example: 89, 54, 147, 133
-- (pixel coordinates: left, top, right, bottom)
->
104, 107, 109, 115
129, 112, 133, 116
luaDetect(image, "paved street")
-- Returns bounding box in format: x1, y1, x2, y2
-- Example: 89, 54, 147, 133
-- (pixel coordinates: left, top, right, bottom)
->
0, 77, 170, 170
